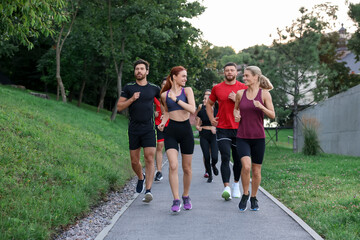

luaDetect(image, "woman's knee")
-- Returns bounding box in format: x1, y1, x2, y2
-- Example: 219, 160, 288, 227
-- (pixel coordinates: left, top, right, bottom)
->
241, 157, 251, 173
252, 165, 262, 178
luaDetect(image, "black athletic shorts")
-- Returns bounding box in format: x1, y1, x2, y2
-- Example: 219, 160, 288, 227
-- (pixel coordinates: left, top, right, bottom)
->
164, 119, 194, 154
236, 138, 265, 164
128, 129, 156, 150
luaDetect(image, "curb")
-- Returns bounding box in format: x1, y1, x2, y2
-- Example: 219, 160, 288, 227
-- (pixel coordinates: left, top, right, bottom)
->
94, 193, 138, 240
258, 186, 323, 240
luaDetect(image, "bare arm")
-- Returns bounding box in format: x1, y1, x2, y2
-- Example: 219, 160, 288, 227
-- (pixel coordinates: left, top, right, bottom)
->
117, 92, 140, 112
195, 104, 202, 131
158, 92, 169, 131
253, 90, 275, 119
168, 87, 196, 114
233, 90, 244, 122
206, 98, 218, 127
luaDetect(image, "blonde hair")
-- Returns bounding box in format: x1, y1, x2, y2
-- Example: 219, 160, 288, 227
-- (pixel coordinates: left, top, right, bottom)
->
245, 66, 273, 90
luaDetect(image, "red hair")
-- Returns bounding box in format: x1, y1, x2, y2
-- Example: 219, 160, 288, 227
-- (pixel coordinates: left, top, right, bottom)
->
160, 66, 186, 96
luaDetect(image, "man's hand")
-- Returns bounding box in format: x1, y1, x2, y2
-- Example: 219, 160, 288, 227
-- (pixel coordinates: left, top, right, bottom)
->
210, 117, 219, 127
228, 91, 236, 102
132, 92, 140, 102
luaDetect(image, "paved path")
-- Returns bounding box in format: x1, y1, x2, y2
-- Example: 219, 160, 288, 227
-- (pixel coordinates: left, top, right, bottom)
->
97, 145, 322, 240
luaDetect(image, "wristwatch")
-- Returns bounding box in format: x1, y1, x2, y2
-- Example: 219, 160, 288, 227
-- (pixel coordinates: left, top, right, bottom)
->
175, 98, 179, 103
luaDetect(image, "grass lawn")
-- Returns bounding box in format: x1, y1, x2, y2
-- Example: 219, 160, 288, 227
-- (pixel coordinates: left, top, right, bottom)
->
0, 86, 133, 239
262, 143, 360, 239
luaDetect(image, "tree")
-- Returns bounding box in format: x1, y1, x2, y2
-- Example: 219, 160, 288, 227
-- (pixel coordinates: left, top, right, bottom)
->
52, 0, 81, 103
0, 0, 67, 52
347, 3, 360, 61
106, 0, 205, 121
272, 4, 338, 152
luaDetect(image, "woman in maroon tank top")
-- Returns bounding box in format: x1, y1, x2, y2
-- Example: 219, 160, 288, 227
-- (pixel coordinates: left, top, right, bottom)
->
233, 66, 275, 212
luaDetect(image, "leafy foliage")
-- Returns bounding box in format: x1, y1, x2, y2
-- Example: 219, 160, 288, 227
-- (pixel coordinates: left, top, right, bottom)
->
0, 0, 68, 51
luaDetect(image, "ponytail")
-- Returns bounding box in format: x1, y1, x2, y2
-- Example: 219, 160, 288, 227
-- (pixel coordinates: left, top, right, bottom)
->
259, 74, 273, 90
245, 66, 273, 91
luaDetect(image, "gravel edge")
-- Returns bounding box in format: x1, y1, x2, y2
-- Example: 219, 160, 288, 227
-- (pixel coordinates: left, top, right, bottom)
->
54, 176, 138, 240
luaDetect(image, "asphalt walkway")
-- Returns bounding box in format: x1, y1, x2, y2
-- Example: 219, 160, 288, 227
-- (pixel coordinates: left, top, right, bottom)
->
96, 145, 323, 240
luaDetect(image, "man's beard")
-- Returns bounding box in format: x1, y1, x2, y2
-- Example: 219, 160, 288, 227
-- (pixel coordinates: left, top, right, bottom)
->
225, 75, 236, 81
135, 74, 145, 80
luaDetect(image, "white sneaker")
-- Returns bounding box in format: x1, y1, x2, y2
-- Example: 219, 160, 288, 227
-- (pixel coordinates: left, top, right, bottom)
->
232, 182, 241, 198
222, 186, 232, 201
142, 192, 153, 203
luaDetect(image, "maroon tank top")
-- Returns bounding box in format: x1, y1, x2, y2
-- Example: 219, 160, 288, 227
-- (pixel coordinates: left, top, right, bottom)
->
236, 89, 265, 139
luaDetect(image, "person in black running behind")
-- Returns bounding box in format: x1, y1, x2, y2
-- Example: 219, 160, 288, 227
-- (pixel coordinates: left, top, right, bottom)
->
117, 59, 160, 203
158, 66, 196, 213
196, 90, 219, 183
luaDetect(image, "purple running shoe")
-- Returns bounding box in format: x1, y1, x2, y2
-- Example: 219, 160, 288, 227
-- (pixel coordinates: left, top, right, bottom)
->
171, 199, 181, 212
182, 196, 192, 210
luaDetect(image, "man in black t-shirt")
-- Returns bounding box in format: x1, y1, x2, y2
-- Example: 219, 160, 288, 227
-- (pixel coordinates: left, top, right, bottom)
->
117, 59, 160, 203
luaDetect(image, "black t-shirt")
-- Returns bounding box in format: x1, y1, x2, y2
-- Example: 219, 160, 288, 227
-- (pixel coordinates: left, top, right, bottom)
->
197, 104, 218, 127
121, 82, 160, 134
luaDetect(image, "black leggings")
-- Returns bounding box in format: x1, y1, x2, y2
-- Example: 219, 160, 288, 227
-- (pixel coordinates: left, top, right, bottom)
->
199, 129, 218, 177
216, 128, 241, 183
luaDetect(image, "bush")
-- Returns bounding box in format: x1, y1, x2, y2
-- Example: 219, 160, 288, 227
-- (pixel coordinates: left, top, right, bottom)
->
302, 117, 321, 155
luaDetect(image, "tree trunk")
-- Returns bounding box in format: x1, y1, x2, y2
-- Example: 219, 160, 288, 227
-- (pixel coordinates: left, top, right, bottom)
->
56, 27, 67, 103
68, 86, 74, 102
293, 105, 298, 153
110, 58, 124, 121
97, 85, 107, 112
53, 3, 79, 103
293, 74, 299, 153
56, 82, 60, 101
77, 79, 86, 107
77, 60, 87, 107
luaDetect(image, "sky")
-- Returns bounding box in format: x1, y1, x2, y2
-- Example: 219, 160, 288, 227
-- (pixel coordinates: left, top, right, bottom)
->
189, 0, 360, 52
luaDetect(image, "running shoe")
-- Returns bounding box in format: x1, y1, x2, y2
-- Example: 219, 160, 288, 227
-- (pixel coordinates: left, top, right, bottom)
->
232, 182, 241, 198
154, 171, 163, 181
204, 172, 209, 178
182, 196, 192, 210
171, 199, 181, 212
221, 186, 232, 201
207, 176, 213, 183
239, 193, 250, 212
250, 196, 259, 211
212, 165, 219, 176
136, 174, 145, 193
142, 191, 153, 203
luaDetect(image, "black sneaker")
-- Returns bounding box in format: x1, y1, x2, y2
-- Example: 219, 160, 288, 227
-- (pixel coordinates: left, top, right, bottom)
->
250, 196, 259, 211
207, 175, 213, 183
212, 165, 219, 176
238, 193, 250, 212
154, 171, 163, 181
136, 174, 145, 193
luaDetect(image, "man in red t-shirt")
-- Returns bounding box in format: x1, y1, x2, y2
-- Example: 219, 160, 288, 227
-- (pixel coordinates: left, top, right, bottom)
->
154, 78, 168, 181
206, 62, 247, 201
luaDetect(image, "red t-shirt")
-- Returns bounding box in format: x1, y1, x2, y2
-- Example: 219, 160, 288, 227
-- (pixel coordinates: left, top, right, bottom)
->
209, 81, 247, 129
154, 97, 169, 126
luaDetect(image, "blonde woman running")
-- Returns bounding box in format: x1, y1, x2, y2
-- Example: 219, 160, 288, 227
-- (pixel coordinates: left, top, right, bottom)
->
233, 66, 275, 211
